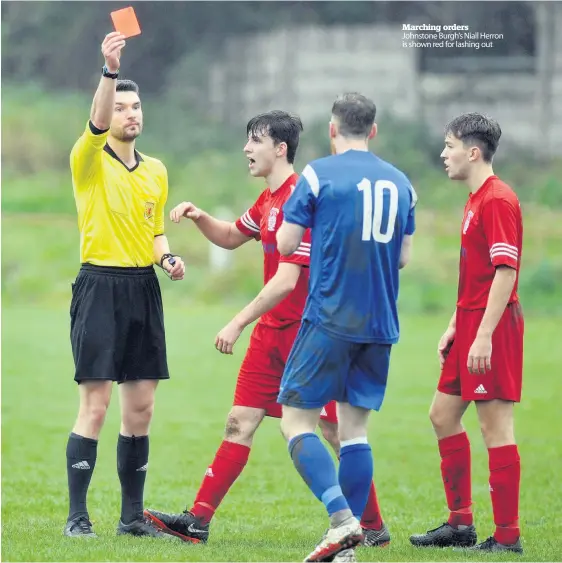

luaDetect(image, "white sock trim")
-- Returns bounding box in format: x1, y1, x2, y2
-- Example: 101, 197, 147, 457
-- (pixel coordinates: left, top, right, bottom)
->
340, 436, 368, 448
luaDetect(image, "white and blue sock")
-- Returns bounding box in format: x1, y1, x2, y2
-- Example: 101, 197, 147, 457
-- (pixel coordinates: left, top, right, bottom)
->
289, 432, 349, 516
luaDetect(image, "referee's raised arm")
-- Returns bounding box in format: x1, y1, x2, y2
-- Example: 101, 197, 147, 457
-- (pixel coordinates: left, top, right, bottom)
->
70, 32, 125, 187
90, 32, 125, 131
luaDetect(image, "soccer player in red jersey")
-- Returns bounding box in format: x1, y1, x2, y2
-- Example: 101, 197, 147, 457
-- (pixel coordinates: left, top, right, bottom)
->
144, 111, 389, 548
410, 113, 524, 554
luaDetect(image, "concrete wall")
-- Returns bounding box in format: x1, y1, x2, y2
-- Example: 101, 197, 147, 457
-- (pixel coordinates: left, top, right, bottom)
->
208, 4, 561, 157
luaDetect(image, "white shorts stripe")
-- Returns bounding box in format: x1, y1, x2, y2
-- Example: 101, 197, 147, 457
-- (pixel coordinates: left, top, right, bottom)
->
292, 250, 310, 257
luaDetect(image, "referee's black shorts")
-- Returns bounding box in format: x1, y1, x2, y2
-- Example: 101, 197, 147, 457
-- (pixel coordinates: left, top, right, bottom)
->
70, 264, 169, 384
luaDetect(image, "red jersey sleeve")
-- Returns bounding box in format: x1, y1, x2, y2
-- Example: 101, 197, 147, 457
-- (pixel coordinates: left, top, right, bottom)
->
481, 197, 521, 269
279, 228, 311, 267
235, 195, 263, 240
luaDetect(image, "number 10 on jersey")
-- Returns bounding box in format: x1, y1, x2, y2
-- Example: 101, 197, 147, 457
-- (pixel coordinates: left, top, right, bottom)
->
357, 179, 399, 243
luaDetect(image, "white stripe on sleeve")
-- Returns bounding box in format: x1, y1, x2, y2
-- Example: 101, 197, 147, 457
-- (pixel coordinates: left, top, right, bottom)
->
490, 242, 518, 261
302, 164, 320, 197
241, 212, 260, 233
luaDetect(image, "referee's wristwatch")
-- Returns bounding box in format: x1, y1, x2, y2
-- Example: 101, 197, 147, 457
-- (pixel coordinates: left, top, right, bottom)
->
102, 65, 119, 79
160, 253, 177, 268
160, 253, 181, 277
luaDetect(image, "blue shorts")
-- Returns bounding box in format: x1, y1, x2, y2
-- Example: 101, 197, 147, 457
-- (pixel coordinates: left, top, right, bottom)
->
277, 321, 392, 412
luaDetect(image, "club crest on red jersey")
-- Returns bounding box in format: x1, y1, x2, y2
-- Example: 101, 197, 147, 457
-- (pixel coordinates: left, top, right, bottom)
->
267, 207, 279, 231
463, 210, 474, 234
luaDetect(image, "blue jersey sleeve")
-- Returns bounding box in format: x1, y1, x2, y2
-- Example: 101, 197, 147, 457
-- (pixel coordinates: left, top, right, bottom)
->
282, 164, 319, 228
405, 184, 417, 235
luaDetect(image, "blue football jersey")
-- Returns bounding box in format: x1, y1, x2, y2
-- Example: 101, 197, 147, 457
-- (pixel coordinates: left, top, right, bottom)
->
283, 150, 417, 344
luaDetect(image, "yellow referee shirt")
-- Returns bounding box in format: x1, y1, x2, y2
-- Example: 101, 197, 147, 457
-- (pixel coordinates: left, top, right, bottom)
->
70, 121, 168, 267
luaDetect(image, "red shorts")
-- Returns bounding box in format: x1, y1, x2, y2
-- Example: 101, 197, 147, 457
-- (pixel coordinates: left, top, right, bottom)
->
438, 302, 524, 402
234, 321, 337, 422
320, 401, 337, 424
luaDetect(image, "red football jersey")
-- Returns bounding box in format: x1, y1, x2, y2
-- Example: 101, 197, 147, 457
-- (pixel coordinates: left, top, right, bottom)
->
457, 175, 523, 310
235, 173, 310, 328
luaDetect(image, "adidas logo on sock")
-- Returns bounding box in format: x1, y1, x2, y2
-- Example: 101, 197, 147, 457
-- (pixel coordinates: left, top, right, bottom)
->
474, 384, 487, 394
72, 461, 91, 470
205, 467, 214, 478
136, 463, 148, 472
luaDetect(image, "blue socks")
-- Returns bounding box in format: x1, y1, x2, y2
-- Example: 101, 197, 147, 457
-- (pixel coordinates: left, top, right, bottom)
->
338, 438, 373, 520
289, 433, 373, 520
289, 433, 349, 516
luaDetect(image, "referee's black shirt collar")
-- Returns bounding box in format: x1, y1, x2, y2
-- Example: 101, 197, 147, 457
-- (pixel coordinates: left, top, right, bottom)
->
104, 143, 143, 173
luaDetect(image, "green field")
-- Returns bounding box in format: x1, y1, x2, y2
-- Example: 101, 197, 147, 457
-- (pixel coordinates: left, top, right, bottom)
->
2, 82, 561, 562
2, 304, 561, 562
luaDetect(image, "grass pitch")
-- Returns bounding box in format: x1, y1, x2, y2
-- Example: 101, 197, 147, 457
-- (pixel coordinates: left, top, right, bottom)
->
2, 304, 561, 561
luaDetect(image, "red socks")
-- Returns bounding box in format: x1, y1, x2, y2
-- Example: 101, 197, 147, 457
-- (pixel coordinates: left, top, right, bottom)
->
438, 434, 521, 544
360, 480, 384, 530
191, 441, 250, 525
438, 432, 473, 527
489, 445, 520, 545
189, 435, 520, 546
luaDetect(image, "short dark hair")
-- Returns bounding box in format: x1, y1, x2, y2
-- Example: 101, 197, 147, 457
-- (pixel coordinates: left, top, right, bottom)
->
116, 79, 140, 94
331, 93, 376, 138
246, 110, 303, 164
445, 112, 502, 162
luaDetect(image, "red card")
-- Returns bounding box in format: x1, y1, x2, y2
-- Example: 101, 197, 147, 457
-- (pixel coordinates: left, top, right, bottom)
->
110, 7, 141, 38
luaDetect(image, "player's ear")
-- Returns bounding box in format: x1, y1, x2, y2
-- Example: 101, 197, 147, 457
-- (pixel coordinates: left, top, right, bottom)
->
276, 142, 288, 159
468, 146, 480, 162
368, 123, 377, 140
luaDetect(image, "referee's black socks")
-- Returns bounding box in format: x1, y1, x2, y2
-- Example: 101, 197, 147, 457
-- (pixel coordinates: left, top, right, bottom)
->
117, 434, 149, 524
66, 432, 98, 521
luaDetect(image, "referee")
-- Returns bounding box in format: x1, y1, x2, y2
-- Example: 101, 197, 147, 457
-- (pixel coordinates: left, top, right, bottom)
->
64, 32, 185, 538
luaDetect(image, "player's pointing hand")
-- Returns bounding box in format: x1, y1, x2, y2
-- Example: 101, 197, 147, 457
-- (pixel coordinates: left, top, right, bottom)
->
170, 202, 202, 223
